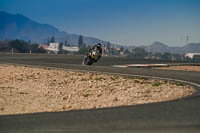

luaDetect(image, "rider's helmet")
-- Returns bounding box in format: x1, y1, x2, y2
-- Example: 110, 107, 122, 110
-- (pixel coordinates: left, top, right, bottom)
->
97, 43, 102, 48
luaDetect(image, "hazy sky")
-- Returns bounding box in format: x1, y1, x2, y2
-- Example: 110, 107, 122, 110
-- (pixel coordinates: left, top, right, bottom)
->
0, 0, 200, 46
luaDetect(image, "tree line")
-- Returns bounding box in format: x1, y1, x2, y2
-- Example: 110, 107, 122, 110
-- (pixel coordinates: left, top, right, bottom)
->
0, 40, 46, 53
76, 36, 200, 62
1, 37, 199, 62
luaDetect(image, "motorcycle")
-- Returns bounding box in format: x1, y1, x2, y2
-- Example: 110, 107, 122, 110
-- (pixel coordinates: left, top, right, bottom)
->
82, 49, 99, 65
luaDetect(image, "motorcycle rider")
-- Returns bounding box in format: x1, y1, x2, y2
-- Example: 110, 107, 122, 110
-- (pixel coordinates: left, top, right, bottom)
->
88, 43, 102, 62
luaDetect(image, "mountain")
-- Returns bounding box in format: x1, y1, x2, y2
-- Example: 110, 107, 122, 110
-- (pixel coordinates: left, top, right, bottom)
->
125, 41, 200, 54
145, 41, 170, 53
1, 11, 200, 54
142, 42, 200, 54
0, 11, 108, 45
184, 43, 200, 53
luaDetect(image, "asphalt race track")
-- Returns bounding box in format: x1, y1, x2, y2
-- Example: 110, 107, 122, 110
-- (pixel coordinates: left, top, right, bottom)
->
0, 54, 200, 133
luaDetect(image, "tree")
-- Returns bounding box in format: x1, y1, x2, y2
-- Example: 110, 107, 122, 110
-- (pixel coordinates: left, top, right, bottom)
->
106, 42, 111, 55
131, 47, 147, 58
82, 43, 86, 48
77, 45, 90, 55
78, 35, 83, 48
59, 42, 63, 50
47, 37, 50, 44
124, 49, 130, 55
161, 52, 172, 60
171, 54, 182, 61
0, 41, 9, 52
120, 46, 124, 52
50, 36, 55, 43
193, 55, 200, 62
107, 42, 111, 49
57, 42, 65, 54
154, 52, 162, 59
0, 39, 47, 53
64, 41, 68, 46
9, 39, 29, 53
30, 44, 46, 53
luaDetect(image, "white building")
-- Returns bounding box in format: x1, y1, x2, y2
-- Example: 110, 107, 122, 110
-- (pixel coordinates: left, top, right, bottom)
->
62, 46, 79, 52
47, 43, 59, 53
185, 53, 200, 59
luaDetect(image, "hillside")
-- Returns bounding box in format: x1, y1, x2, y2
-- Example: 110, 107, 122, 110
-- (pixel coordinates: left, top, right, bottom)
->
0, 11, 108, 45
1, 11, 199, 54
142, 42, 200, 54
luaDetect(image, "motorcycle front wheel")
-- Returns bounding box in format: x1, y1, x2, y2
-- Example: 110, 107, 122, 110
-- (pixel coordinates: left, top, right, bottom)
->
82, 56, 94, 65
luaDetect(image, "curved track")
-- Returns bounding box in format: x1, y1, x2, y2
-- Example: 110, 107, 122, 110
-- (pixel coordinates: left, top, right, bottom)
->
0, 54, 200, 133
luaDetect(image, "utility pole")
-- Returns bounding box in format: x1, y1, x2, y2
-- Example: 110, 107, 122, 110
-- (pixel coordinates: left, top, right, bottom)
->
186, 36, 190, 45
148, 47, 150, 59
102, 44, 105, 56
184, 36, 190, 54
29, 40, 32, 54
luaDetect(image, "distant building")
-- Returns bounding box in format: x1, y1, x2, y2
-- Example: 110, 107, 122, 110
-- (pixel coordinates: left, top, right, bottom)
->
62, 46, 79, 52
115, 47, 120, 51
47, 43, 59, 54
39, 44, 49, 50
39, 43, 59, 54
48, 43, 59, 51
120, 51, 124, 55
185, 53, 200, 59
39, 43, 79, 54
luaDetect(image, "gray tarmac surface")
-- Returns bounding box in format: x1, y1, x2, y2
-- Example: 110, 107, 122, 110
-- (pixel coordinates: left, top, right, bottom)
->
0, 54, 200, 133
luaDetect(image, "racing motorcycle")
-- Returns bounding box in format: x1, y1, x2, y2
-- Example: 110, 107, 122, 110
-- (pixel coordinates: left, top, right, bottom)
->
82, 48, 99, 65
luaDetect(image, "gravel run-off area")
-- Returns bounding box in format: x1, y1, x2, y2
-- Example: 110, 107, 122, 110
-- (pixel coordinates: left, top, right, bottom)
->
0, 64, 195, 115
155, 66, 200, 72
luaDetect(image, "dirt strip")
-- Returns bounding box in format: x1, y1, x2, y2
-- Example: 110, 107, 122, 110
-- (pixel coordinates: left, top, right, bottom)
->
155, 66, 200, 72
0, 64, 195, 115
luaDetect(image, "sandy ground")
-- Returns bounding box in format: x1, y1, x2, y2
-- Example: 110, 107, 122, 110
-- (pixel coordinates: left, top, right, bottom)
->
0, 64, 195, 115
155, 66, 200, 72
